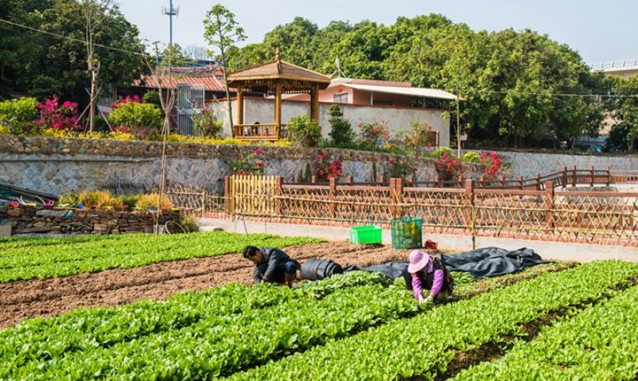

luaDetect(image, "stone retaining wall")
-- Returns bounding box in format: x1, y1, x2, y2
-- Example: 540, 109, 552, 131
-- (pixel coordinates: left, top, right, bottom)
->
0, 135, 453, 195
0, 204, 180, 235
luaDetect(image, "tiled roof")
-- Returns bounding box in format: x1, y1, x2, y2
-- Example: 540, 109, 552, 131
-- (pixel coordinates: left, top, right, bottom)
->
228, 60, 331, 84
132, 67, 228, 92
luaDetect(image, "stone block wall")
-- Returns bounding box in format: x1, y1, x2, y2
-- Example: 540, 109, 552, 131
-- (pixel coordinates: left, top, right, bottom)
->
0, 135, 456, 195
0, 204, 180, 235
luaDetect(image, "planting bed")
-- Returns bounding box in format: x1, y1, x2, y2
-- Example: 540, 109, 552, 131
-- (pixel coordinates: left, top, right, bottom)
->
3, 232, 636, 380
0, 237, 411, 328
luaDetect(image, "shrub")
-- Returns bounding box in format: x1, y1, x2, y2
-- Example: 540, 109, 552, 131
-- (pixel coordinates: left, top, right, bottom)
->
135, 193, 175, 210
398, 121, 431, 158
462, 151, 480, 163
0, 97, 38, 134
312, 150, 343, 180
287, 114, 321, 147
142, 90, 161, 106
225, 148, 266, 176
479, 151, 503, 179
387, 156, 416, 178
109, 96, 162, 140
193, 106, 222, 138
358, 120, 390, 148
431, 147, 452, 159
70, 190, 120, 209
33, 95, 81, 133
327, 105, 354, 147
434, 152, 463, 180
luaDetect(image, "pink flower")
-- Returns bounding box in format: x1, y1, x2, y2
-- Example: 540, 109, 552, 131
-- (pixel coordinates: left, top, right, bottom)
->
255, 148, 263, 155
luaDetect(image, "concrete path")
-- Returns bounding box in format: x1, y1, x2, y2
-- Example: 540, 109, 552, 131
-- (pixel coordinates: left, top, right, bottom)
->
198, 218, 638, 263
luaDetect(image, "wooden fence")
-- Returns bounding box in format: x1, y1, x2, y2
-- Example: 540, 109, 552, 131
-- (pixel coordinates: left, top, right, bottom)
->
217, 175, 638, 247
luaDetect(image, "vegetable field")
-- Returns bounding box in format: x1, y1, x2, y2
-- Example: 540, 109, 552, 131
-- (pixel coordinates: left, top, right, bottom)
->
0, 232, 322, 282
1, 257, 636, 380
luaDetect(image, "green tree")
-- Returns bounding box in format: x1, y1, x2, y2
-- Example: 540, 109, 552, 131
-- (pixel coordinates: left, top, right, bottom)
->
327, 104, 354, 147
0, 0, 52, 98
28, 0, 144, 110
609, 75, 638, 151
203, 3, 246, 136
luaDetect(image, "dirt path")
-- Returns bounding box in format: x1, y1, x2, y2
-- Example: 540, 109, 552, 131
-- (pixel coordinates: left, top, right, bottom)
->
0, 241, 416, 328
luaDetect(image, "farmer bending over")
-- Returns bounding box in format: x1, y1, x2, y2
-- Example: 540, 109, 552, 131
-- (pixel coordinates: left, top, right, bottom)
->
242, 246, 300, 287
403, 250, 454, 305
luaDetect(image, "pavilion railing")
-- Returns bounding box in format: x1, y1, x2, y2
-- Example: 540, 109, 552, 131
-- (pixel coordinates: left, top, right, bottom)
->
233, 123, 281, 140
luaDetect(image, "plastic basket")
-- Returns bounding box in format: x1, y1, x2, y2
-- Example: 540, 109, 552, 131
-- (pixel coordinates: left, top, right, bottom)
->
350, 225, 382, 245
390, 217, 422, 249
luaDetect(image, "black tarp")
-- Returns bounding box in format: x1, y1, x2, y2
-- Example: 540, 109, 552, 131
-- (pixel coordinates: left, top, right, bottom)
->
440, 247, 545, 279
342, 247, 545, 280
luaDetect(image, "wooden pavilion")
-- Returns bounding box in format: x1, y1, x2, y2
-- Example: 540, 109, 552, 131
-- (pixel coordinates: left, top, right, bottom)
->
227, 49, 331, 140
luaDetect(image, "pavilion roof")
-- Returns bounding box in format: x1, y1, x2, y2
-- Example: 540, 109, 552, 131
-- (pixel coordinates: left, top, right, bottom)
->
228, 59, 331, 87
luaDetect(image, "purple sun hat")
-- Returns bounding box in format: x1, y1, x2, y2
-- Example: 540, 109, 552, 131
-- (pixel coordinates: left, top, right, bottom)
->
407, 250, 431, 273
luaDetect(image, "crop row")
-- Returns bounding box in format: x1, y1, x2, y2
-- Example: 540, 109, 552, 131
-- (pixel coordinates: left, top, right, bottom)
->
0, 232, 321, 282
6, 280, 416, 379
0, 271, 387, 372
225, 260, 638, 381
452, 283, 638, 380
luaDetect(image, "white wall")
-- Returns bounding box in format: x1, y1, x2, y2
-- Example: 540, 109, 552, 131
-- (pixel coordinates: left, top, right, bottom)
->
212, 98, 450, 147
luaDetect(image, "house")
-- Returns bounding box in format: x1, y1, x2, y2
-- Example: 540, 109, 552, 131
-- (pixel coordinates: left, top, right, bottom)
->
283, 77, 457, 147
114, 65, 232, 135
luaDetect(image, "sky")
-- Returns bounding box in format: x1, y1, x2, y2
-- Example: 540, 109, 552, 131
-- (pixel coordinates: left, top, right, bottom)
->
117, 0, 637, 67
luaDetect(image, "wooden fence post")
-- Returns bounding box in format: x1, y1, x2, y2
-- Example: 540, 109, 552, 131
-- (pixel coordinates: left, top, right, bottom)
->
590, 166, 595, 187
606, 167, 611, 186
201, 191, 206, 218
572, 165, 577, 187
311, 175, 317, 184
465, 179, 475, 249
224, 176, 232, 214
274, 176, 283, 218
390, 178, 404, 218
562, 166, 568, 188
544, 180, 555, 235
329, 177, 337, 220
536, 173, 541, 190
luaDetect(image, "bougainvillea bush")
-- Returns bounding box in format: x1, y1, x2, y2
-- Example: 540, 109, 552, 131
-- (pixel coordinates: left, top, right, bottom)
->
33, 95, 82, 133
358, 120, 390, 148
312, 150, 343, 180
434, 152, 463, 180
226, 148, 265, 176
479, 151, 503, 179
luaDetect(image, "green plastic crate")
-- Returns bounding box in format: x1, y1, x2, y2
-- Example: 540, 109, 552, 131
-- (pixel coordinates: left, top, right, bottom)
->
390, 217, 422, 249
350, 225, 382, 245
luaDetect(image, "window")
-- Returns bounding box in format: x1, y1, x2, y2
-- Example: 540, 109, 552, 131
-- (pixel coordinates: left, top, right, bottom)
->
372, 100, 393, 106
333, 92, 348, 103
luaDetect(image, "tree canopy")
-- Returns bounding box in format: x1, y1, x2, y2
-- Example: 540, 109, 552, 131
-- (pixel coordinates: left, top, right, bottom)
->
234, 14, 609, 148
0, 0, 144, 109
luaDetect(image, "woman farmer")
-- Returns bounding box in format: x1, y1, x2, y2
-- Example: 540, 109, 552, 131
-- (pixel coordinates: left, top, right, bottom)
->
403, 250, 454, 305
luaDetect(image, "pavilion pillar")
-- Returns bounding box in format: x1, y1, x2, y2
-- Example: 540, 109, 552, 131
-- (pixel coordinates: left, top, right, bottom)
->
274, 82, 282, 137
237, 89, 244, 125
310, 83, 320, 123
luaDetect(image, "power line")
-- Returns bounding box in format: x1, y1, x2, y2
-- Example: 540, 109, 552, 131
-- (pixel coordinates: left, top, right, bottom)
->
0, 17, 150, 57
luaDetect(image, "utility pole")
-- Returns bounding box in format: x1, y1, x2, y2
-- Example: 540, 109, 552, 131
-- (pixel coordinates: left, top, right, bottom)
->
163, 0, 179, 47
456, 94, 461, 158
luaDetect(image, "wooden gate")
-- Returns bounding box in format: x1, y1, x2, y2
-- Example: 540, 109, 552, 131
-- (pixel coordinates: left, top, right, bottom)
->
226, 175, 279, 217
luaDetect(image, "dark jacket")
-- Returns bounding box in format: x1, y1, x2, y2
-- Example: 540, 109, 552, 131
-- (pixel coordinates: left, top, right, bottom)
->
253, 247, 299, 284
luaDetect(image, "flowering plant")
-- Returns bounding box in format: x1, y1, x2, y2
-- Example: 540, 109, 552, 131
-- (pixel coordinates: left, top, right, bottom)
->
33, 95, 81, 133
479, 151, 503, 179
358, 120, 390, 148
434, 152, 463, 180
387, 156, 417, 178
193, 106, 222, 138
226, 148, 265, 175
109, 96, 162, 140
312, 150, 343, 180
